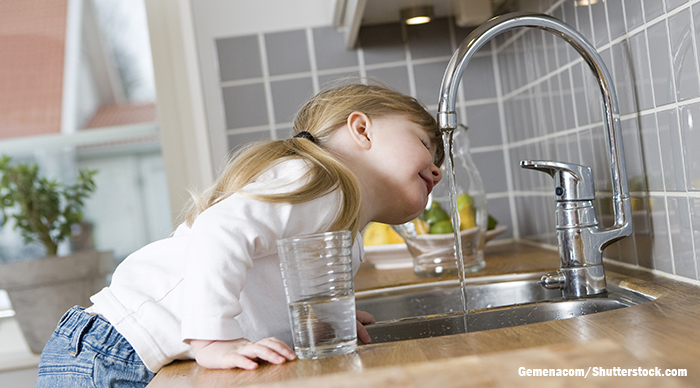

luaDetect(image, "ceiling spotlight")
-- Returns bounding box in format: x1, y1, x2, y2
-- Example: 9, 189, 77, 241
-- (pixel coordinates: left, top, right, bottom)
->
401, 5, 434, 25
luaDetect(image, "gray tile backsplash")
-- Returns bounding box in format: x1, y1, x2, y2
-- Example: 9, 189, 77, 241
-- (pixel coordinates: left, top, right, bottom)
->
650, 197, 673, 272
270, 77, 314, 124
221, 83, 267, 129
643, 0, 666, 21
657, 108, 685, 191
625, 0, 645, 31
317, 71, 362, 89
570, 64, 590, 126
364, 66, 412, 96
669, 0, 688, 10
639, 113, 664, 191
461, 55, 497, 100
695, 4, 700, 68
312, 26, 358, 70
473, 150, 508, 194
647, 20, 674, 106
464, 103, 502, 146
619, 118, 645, 182
405, 18, 453, 59
575, 3, 595, 46
212, 0, 700, 281
607, 0, 627, 40
500, 0, 700, 281
226, 130, 271, 156
693, 199, 700, 261
669, 196, 697, 278
358, 24, 406, 64
265, 30, 311, 76
628, 31, 655, 110
679, 102, 700, 191
668, 9, 700, 102
591, 0, 610, 47
412, 60, 449, 105
610, 41, 636, 116
216, 35, 262, 81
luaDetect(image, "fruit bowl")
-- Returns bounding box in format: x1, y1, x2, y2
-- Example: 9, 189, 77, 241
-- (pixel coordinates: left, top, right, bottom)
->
364, 225, 507, 270
413, 224, 507, 246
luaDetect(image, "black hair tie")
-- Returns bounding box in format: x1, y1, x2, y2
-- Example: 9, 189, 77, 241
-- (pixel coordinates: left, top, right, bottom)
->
293, 131, 316, 143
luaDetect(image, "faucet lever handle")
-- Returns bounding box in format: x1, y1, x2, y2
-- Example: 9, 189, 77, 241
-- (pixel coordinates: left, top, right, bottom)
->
520, 160, 595, 201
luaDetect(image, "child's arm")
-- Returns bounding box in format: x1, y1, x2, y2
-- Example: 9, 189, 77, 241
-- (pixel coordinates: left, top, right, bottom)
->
356, 310, 376, 344
189, 338, 296, 370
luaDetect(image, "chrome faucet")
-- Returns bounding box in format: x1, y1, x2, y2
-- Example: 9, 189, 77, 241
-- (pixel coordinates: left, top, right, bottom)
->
437, 12, 633, 298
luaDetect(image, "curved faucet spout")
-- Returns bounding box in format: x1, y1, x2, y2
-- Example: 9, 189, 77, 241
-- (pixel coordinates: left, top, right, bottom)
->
438, 11, 631, 234
439, 12, 633, 297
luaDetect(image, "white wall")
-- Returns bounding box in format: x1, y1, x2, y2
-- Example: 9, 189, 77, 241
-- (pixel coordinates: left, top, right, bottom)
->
191, 0, 335, 38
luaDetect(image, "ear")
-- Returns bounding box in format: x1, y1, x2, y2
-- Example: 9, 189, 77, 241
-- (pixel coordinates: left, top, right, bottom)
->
345, 111, 372, 150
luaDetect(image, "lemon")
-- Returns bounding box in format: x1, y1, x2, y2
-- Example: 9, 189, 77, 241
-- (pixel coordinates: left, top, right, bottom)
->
363, 222, 404, 245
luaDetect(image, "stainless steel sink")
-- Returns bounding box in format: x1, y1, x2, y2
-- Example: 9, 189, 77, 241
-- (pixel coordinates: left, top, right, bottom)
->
356, 273, 562, 321
355, 273, 654, 344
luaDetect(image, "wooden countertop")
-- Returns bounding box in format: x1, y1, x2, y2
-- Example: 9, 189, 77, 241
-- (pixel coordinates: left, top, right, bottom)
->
147, 242, 700, 387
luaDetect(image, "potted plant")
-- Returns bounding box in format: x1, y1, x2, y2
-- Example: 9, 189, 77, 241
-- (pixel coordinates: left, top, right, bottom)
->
0, 155, 114, 354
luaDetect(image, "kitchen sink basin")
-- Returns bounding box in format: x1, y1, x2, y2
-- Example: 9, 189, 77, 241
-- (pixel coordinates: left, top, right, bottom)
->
355, 273, 654, 344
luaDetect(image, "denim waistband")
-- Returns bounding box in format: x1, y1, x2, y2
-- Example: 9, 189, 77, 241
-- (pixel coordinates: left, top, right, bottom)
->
56, 306, 141, 363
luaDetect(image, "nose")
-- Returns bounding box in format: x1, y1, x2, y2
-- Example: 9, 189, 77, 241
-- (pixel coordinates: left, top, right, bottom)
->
430, 164, 442, 184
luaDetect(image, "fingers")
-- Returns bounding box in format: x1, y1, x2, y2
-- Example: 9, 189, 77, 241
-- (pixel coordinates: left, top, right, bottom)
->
224, 353, 260, 370
355, 310, 375, 344
356, 310, 376, 325
194, 337, 296, 370
236, 338, 296, 366
356, 318, 372, 344
256, 337, 297, 360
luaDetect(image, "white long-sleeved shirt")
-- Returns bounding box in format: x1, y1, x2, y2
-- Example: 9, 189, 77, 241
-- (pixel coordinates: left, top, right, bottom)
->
88, 159, 363, 372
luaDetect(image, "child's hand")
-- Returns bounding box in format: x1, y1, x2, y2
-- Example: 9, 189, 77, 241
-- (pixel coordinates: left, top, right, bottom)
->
190, 338, 296, 370
356, 310, 376, 344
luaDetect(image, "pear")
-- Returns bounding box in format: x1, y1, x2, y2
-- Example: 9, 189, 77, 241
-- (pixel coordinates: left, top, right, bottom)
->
456, 193, 474, 211
459, 206, 476, 230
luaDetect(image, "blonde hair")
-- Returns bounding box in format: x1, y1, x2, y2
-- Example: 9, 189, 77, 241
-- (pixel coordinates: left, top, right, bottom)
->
180, 81, 444, 237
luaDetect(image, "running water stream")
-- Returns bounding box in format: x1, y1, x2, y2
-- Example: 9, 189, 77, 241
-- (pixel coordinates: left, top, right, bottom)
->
441, 130, 469, 332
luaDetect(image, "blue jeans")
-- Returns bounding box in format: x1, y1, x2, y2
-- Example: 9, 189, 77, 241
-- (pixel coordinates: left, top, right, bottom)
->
36, 306, 155, 388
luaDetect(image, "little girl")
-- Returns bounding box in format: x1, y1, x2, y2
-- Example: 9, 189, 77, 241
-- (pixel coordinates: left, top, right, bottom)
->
36, 81, 444, 387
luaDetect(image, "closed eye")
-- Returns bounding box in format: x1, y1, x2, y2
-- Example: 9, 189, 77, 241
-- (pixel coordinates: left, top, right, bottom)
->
421, 138, 439, 164
419, 135, 432, 150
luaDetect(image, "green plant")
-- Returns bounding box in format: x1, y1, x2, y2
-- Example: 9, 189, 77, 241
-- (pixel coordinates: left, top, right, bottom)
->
0, 155, 97, 257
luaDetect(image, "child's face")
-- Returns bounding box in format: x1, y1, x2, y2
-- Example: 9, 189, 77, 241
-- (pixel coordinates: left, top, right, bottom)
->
367, 115, 442, 224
